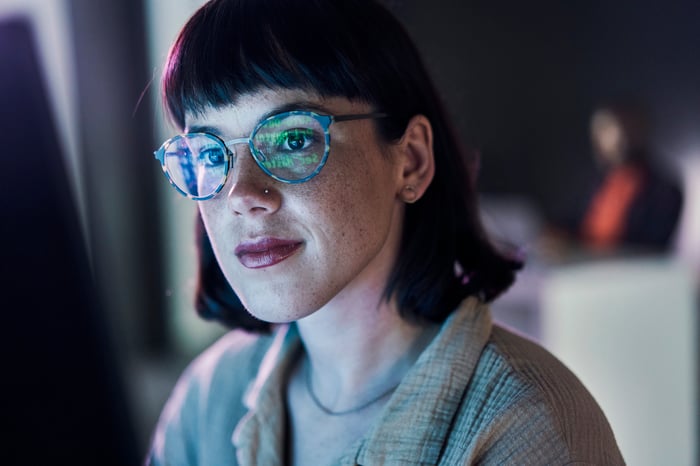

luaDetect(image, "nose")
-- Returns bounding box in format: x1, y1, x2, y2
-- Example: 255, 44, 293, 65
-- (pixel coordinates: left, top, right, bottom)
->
224, 142, 281, 216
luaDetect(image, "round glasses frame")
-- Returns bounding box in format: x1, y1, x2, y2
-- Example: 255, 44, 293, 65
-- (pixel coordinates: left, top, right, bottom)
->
154, 110, 388, 201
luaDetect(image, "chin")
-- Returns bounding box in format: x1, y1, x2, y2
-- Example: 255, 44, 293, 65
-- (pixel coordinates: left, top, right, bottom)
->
242, 298, 319, 324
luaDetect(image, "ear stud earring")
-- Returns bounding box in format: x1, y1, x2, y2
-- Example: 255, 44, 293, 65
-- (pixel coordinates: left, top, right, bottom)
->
402, 185, 418, 203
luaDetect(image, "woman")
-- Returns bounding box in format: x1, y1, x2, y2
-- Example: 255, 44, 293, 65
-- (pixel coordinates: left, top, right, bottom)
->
579, 101, 683, 251
544, 100, 684, 258
148, 0, 623, 464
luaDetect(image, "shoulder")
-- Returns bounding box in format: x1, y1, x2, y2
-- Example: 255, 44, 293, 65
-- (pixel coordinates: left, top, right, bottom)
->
186, 329, 272, 390
147, 329, 276, 465
448, 325, 624, 465
169, 329, 273, 412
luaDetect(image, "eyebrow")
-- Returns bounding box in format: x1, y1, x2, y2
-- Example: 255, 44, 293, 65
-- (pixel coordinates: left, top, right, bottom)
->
186, 100, 333, 136
187, 124, 222, 135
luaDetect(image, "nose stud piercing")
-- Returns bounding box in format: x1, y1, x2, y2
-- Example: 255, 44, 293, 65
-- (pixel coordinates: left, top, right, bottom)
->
263, 188, 270, 195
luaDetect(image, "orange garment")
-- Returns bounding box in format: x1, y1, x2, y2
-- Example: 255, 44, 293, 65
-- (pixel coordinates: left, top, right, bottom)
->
581, 165, 644, 250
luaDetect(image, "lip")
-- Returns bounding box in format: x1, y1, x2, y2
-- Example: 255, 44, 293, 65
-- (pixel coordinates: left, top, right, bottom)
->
234, 237, 303, 269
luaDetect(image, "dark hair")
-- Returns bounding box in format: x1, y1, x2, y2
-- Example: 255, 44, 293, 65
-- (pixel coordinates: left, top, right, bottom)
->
167, 0, 522, 331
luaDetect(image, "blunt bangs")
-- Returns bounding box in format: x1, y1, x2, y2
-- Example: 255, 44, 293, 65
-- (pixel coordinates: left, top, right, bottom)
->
162, 0, 414, 130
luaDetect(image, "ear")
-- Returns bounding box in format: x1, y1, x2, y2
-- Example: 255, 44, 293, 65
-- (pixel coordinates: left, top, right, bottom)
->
394, 115, 435, 204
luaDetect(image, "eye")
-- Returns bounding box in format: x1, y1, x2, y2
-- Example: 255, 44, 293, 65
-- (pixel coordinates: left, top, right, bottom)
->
279, 128, 315, 152
199, 146, 226, 166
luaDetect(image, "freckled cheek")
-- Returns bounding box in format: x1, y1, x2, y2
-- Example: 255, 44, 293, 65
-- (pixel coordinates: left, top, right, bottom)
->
323, 174, 385, 250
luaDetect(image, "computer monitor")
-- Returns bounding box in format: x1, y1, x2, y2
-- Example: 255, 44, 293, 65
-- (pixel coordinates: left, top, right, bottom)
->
1, 15, 140, 465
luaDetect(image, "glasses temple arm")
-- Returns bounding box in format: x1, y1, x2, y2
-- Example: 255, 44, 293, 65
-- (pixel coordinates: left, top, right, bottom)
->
332, 112, 389, 123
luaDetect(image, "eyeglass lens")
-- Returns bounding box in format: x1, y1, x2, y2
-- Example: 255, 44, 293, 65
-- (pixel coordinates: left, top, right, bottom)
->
252, 113, 326, 182
163, 133, 229, 199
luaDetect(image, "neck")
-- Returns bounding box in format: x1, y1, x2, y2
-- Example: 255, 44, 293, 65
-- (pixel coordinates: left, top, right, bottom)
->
296, 290, 438, 413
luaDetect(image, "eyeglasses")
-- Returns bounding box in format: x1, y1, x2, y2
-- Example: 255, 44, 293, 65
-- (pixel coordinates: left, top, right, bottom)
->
154, 110, 388, 200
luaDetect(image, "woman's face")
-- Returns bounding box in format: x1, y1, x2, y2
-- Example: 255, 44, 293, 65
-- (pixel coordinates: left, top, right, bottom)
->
189, 89, 406, 323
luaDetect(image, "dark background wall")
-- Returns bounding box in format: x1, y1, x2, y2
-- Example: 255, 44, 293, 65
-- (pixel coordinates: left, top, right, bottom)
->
387, 0, 700, 220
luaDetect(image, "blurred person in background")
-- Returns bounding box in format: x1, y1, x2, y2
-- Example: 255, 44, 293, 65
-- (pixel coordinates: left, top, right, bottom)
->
542, 98, 683, 260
